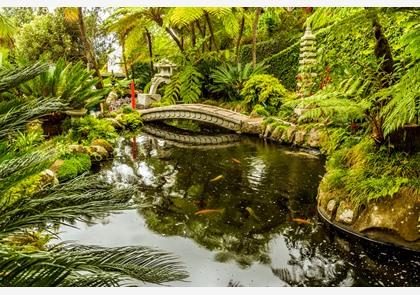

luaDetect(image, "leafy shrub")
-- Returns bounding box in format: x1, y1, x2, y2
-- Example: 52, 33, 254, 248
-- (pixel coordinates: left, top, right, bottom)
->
117, 112, 143, 131
10, 129, 44, 153
57, 153, 91, 182
69, 116, 119, 144
210, 62, 268, 101
241, 74, 287, 113
321, 137, 420, 205
2, 174, 42, 205
251, 104, 270, 117
121, 105, 134, 114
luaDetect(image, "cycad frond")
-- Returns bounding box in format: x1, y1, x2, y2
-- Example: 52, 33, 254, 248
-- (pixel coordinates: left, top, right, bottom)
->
0, 149, 54, 194
0, 243, 188, 286
0, 175, 134, 236
0, 97, 65, 140
19, 59, 107, 109
0, 62, 49, 93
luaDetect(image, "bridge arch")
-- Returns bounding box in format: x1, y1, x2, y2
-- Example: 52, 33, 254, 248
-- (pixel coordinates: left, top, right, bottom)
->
139, 104, 262, 134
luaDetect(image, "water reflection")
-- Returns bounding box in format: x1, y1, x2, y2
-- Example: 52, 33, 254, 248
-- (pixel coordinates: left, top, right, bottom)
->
60, 131, 420, 286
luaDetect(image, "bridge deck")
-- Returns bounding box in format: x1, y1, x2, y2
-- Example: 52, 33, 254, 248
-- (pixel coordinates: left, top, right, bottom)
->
138, 104, 263, 134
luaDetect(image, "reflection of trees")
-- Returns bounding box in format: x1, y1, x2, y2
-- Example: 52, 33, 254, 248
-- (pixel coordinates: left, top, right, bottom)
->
272, 221, 420, 286
105, 134, 325, 268
97, 133, 419, 286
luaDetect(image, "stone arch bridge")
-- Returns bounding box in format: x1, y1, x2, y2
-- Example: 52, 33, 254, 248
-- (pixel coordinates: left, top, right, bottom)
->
139, 104, 263, 135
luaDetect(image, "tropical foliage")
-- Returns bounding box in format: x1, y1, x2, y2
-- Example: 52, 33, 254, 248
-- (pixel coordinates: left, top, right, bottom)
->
0, 62, 187, 287
20, 58, 109, 109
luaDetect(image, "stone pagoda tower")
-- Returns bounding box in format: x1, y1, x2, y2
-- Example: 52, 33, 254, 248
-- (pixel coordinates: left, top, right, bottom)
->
297, 25, 317, 97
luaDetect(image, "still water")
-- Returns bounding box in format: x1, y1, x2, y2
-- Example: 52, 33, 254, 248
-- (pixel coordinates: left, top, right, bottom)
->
59, 130, 420, 287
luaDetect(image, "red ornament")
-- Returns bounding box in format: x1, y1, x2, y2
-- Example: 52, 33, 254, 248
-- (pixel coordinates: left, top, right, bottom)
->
130, 80, 136, 109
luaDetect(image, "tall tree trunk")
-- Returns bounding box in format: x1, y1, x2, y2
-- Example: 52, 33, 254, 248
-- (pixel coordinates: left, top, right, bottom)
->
121, 37, 129, 78
204, 11, 218, 51
370, 12, 394, 145
145, 28, 154, 77
164, 27, 184, 53
190, 23, 196, 47
195, 20, 208, 52
372, 14, 394, 88
235, 12, 245, 63
251, 8, 262, 67
77, 8, 103, 89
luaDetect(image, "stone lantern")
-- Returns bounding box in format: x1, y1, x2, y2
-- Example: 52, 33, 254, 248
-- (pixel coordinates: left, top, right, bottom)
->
138, 59, 177, 109
297, 25, 318, 97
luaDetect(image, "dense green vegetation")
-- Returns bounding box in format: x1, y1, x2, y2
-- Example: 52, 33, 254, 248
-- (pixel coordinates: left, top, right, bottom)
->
0, 6, 419, 286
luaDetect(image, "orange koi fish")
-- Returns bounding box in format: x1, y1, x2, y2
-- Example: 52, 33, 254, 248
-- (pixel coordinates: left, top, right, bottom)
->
194, 208, 225, 215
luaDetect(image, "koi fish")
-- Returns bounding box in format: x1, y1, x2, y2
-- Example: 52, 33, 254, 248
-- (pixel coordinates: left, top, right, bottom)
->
290, 218, 311, 225
210, 175, 224, 182
231, 158, 241, 164
245, 207, 260, 221
194, 208, 225, 215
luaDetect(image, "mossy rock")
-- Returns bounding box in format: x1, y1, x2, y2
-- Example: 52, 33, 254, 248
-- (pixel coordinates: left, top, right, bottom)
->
57, 154, 91, 182
68, 144, 89, 154
91, 139, 114, 153
307, 128, 320, 148
353, 187, 420, 243
50, 159, 65, 173
293, 130, 307, 146
88, 145, 109, 161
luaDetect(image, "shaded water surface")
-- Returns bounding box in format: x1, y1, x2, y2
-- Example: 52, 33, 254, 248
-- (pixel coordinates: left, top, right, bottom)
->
59, 132, 420, 286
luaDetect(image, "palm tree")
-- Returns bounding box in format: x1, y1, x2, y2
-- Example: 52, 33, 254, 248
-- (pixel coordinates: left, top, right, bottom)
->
0, 63, 188, 286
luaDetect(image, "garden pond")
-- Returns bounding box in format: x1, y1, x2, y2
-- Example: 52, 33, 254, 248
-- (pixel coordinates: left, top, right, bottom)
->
59, 126, 420, 287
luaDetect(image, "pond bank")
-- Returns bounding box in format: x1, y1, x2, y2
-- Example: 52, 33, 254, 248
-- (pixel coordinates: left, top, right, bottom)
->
258, 120, 420, 252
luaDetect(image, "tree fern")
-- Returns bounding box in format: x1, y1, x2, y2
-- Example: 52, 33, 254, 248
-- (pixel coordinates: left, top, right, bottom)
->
179, 64, 203, 103
162, 73, 181, 105
162, 64, 203, 104
380, 63, 420, 136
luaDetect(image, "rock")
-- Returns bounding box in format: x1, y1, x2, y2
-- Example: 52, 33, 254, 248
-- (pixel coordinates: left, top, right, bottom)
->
353, 187, 420, 242
294, 130, 306, 146
68, 144, 89, 154
282, 125, 296, 143
271, 126, 284, 141
327, 199, 337, 213
89, 145, 109, 160
50, 159, 64, 173
307, 128, 320, 148
263, 124, 274, 138
335, 201, 358, 225
91, 139, 114, 153
39, 169, 59, 187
